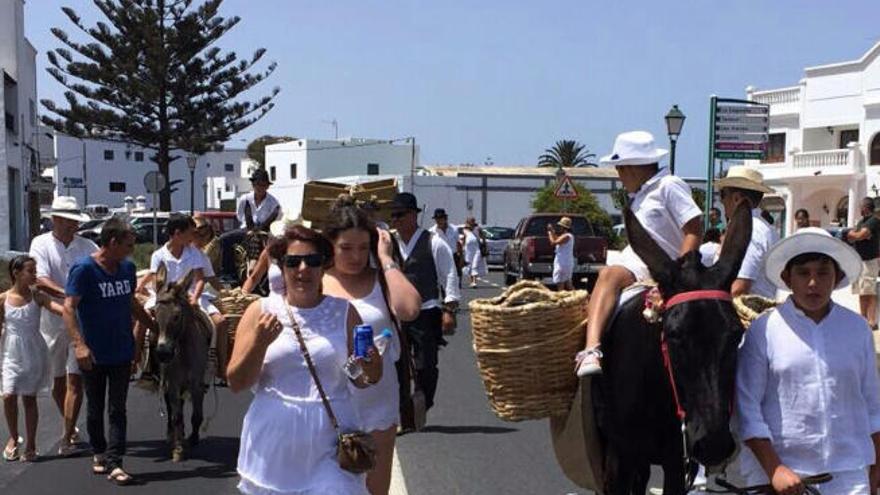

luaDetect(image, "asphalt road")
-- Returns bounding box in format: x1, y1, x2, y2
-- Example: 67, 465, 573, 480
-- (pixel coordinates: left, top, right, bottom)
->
0, 270, 741, 494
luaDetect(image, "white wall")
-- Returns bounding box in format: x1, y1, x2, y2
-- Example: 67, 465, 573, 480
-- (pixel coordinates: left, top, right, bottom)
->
265, 138, 419, 186
53, 135, 246, 211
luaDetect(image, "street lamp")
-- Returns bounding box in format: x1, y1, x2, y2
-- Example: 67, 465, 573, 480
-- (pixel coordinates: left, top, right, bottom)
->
186, 153, 197, 214
665, 104, 686, 175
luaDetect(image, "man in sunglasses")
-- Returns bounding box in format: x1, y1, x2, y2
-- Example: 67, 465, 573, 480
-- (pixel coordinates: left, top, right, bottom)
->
389, 192, 460, 427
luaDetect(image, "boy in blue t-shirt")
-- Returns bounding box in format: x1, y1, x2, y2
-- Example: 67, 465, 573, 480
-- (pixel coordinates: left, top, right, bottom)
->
62, 218, 154, 485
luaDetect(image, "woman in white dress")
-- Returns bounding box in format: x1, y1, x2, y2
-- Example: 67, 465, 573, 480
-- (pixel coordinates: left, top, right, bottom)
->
1, 255, 64, 462
548, 217, 575, 290
229, 226, 383, 495
462, 217, 488, 288
322, 196, 421, 495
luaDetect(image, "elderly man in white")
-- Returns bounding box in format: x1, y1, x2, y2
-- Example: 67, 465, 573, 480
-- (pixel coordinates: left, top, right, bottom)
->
28, 196, 98, 455
715, 166, 779, 299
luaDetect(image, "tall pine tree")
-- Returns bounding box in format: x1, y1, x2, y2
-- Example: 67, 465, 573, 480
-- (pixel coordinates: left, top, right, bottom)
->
41, 0, 279, 210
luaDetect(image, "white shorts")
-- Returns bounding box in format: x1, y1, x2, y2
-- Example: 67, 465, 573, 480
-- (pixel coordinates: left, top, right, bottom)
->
40, 311, 80, 377
607, 245, 651, 283
145, 294, 220, 316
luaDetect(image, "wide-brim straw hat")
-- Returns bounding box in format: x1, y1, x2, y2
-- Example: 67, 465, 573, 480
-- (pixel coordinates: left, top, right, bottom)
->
715, 166, 774, 194
599, 131, 668, 167
269, 212, 309, 237
557, 217, 572, 230
764, 227, 862, 290
42, 196, 91, 222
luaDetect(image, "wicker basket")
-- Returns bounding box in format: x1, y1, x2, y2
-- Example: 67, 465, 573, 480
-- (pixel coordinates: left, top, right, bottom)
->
733, 295, 778, 328
469, 281, 589, 422
216, 288, 261, 361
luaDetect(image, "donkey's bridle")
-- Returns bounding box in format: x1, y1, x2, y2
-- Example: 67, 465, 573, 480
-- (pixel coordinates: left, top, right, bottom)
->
658, 289, 733, 490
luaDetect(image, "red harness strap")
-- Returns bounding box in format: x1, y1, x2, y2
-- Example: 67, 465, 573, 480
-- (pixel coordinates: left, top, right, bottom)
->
658, 289, 733, 423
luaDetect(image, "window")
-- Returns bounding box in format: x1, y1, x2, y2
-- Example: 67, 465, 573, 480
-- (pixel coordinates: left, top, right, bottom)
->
269, 167, 276, 181
224, 163, 234, 172
104, 150, 114, 160
28, 99, 35, 126
871, 134, 880, 165
134, 151, 144, 162
109, 182, 126, 192
763, 133, 785, 163
290, 163, 297, 179
367, 163, 379, 175
225, 183, 231, 192
839, 129, 859, 149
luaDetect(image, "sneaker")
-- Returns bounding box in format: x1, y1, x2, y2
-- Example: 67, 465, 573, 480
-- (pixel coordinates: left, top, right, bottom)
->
575, 348, 603, 377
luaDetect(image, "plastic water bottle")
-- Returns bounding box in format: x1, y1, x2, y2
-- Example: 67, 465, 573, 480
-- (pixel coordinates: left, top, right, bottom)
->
374, 328, 393, 356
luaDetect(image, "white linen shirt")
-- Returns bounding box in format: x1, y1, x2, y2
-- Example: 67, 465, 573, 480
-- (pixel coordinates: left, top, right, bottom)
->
429, 224, 459, 254
627, 168, 703, 261
395, 227, 461, 310
730, 209, 778, 299
29, 233, 98, 291
236, 192, 280, 229
736, 297, 880, 477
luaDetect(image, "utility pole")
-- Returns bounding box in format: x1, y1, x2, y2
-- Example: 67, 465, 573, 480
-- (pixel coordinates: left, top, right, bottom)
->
81, 139, 89, 205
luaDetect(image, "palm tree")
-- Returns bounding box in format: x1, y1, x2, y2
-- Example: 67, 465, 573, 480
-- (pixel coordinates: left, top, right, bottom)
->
538, 140, 598, 168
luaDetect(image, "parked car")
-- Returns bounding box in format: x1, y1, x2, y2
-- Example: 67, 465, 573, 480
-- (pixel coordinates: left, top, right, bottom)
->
503, 214, 607, 290
482, 226, 515, 266
77, 218, 108, 242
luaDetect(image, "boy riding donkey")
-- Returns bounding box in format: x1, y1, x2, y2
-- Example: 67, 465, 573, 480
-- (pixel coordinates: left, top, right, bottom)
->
576, 131, 703, 377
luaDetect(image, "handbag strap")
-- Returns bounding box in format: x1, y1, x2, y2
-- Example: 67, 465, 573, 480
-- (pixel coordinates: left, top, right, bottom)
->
375, 268, 419, 386
283, 303, 341, 434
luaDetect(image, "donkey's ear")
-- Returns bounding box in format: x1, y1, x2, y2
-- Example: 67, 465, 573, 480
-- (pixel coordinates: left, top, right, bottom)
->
156, 263, 168, 290
176, 269, 196, 295
623, 207, 676, 284
711, 200, 753, 288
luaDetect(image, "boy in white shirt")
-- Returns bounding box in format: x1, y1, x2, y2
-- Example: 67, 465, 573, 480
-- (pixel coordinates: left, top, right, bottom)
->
136, 214, 229, 384
736, 227, 880, 494
576, 131, 702, 376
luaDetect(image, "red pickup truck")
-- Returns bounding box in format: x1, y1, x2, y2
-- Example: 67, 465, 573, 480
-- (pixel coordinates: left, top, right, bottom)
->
503, 213, 608, 289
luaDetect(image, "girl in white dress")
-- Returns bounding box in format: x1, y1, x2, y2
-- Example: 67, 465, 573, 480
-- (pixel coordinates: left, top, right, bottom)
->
322, 197, 422, 495
1, 255, 64, 462
462, 218, 488, 288
228, 225, 383, 495
548, 217, 575, 290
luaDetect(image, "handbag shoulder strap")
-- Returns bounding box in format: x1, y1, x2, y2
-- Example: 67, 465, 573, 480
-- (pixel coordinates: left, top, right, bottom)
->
375, 269, 419, 381
283, 303, 341, 434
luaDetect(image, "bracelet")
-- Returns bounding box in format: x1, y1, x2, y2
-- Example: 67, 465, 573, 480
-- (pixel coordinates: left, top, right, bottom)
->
383, 261, 400, 272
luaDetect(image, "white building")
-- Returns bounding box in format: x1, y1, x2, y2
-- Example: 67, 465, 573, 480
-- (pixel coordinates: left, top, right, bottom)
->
745, 41, 880, 234
265, 137, 419, 213
53, 134, 247, 211
0, 0, 37, 251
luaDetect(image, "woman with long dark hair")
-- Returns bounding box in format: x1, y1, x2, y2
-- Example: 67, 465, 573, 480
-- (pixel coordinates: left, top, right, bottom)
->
322, 195, 421, 495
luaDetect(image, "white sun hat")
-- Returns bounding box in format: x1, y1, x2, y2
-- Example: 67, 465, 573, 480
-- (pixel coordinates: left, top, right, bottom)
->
764, 227, 862, 290
599, 131, 669, 167
269, 211, 309, 237
42, 196, 91, 223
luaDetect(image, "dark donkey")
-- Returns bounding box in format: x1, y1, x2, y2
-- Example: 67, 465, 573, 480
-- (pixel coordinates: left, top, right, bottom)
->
593, 202, 752, 494
153, 264, 212, 462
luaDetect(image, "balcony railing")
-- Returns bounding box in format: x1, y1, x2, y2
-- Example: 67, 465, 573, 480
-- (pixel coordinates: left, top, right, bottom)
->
751, 86, 801, 106
792, 149, 850, 168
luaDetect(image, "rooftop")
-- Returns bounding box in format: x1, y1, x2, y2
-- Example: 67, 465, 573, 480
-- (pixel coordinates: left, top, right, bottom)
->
422, 165, 619, 179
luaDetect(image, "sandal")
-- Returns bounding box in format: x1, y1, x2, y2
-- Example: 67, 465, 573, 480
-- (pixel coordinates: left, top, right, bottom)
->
92, 455, 108, 474
20, 450, 37, 462
3, 437, 22, 461
107, 467, 133, 486
575, 347, 603, 377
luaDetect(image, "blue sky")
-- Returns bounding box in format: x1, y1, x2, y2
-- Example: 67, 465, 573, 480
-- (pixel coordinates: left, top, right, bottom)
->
24, 0, 880, 179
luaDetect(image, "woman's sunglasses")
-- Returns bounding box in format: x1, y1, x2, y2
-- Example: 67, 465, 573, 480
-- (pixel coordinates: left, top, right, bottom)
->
284, 253, 323, 268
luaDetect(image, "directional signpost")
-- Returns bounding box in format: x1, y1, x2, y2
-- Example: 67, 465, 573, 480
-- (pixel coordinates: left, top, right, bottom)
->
704, 97, 770, 228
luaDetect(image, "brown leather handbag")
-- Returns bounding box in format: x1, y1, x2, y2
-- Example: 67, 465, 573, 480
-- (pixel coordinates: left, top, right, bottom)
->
285, 306, 376, 474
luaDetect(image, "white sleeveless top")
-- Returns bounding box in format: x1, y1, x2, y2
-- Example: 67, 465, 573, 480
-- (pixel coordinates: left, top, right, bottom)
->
349, 279, 401, 431
554, 234, 575, 269
237, 294, 367, 495
267, 262, 285, 296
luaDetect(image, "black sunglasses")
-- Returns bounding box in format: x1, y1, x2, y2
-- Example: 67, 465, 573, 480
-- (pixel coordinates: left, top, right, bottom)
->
390, 211, 409, 219
284, 253, 323, 268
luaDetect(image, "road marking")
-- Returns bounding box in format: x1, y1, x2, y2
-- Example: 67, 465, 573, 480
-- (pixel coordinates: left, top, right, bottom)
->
476, 277, 503, 289
389, 448, 408, 495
